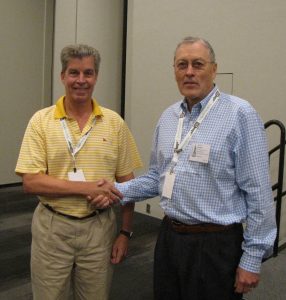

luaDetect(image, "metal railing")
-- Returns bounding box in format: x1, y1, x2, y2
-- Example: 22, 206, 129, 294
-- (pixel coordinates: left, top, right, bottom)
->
264, 120, 285, 257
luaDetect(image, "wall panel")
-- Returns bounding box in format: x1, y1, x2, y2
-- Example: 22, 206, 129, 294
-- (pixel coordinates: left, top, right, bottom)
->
0, 0, 54, 185
125, 0, 286, 241
53, 0, 123, 112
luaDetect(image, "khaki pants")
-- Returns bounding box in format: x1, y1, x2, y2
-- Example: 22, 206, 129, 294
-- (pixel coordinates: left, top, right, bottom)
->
31, 203, 116, 300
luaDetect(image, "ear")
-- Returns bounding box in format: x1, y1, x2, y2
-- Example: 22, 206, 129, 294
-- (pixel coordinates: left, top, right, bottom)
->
212, 63, 218, 80
60, 71, 65, 82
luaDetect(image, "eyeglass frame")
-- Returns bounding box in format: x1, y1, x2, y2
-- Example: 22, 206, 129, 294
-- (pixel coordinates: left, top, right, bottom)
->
174, 59, 216, 71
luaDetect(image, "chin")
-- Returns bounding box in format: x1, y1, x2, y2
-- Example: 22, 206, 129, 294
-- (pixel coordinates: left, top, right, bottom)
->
184, 93, 199, 100
181, 88, 198, 98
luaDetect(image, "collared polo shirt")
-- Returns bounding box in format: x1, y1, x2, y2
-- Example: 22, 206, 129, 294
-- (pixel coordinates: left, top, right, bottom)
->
16, 96, 142, 217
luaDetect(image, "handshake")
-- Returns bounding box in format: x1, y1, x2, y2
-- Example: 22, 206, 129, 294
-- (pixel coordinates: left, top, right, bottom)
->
86, 179, 123, 209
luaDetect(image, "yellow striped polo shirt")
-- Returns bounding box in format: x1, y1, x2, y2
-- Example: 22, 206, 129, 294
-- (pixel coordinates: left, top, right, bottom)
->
15, 96, 142, 217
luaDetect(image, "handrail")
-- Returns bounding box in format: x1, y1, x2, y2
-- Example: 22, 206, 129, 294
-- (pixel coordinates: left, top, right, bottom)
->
264, 120, 285, 257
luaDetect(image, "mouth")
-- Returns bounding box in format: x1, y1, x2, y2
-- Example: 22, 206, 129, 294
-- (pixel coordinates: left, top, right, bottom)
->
73, 87, 89, 93
183, 81, 198, 87
73, 86, 88, 90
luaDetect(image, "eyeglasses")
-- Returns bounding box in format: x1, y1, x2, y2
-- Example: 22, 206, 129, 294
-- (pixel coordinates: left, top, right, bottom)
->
174, 59, 214, 71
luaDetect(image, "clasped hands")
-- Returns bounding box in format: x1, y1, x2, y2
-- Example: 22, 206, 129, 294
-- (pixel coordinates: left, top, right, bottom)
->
86, 179, 122, 209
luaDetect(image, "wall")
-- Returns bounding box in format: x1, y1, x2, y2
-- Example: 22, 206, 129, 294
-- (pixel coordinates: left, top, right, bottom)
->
53, 0, 124, 112
125, 0, 286, 244
1, 0, 124, 183
0, 0, 54, 185
2, 0, 285, 246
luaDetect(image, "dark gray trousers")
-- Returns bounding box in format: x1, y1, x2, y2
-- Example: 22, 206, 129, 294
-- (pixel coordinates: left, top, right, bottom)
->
154, 217, 244, 300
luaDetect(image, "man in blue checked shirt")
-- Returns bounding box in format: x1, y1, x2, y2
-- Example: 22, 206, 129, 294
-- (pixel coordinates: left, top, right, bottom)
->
91, 36, 277, 300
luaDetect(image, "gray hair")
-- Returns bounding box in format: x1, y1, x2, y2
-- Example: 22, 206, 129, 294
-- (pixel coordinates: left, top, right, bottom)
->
60, 44, 101, 74
174, 36, 216, 63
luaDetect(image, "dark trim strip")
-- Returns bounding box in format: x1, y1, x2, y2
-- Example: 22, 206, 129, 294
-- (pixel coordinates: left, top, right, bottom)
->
120, 0, 128, 118
0, 182, 22, 189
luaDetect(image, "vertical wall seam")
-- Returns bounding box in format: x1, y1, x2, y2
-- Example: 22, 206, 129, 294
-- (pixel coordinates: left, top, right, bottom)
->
41, 0, 47, 108
75, 0, 78, 43
120, 0, 128, 118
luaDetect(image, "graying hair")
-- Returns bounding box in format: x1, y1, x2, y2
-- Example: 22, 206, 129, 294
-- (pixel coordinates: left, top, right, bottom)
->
61, 44, 101, 74
174, 36, 216, 63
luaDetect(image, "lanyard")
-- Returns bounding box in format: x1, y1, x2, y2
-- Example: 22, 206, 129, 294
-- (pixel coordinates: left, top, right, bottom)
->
171, 90, 220, 169
60, 117, 96, 172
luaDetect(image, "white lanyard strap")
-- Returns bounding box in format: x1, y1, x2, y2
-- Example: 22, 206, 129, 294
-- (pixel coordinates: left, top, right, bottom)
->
172, 90, 220, 166
60, 118, 96, 169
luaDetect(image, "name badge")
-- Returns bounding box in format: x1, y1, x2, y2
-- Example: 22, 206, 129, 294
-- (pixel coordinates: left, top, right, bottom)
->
189, 143, 210, 163
162, 171, 176, 199
68, 169, 86, 181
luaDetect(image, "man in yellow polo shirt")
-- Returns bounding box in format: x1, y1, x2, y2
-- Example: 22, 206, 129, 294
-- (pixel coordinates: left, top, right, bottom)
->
15, 44, 142, 300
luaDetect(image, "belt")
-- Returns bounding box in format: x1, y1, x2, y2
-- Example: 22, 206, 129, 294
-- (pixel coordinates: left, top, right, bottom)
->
43, 204, 107, 220
165, 216, 238, 233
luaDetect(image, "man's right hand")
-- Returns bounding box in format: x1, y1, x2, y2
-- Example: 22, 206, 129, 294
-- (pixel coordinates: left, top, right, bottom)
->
21, 173, 122, 209
86, 180, 123, 209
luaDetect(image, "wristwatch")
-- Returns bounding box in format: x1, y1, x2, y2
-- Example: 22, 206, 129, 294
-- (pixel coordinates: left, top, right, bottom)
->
119, 229, 133, 239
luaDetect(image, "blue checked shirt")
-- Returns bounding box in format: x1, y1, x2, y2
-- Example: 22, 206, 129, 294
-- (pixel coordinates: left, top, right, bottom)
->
117, 86, 277, 273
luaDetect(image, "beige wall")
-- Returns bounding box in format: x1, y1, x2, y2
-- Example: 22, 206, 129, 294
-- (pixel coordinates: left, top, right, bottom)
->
0, 0, 123, 185
53, 0, 123, 112
125, 0, 286, 244
2, 0, 285, 245
0, 0, 54, 184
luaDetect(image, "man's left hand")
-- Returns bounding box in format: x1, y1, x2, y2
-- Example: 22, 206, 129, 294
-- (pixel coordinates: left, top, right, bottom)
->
110, 234, 129, 264
234, 267, 260, 294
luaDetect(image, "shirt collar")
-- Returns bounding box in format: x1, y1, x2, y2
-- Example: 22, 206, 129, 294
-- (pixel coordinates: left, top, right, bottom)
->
180, 85, 219, 113
54, 96, 103, 119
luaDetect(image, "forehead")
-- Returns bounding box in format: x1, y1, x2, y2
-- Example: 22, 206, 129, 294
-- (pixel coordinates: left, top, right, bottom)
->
66, 56, 95, 69
175, 42, 211, 61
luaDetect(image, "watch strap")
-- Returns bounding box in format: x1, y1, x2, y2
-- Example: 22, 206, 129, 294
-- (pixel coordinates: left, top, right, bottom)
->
119, 229, 133, 239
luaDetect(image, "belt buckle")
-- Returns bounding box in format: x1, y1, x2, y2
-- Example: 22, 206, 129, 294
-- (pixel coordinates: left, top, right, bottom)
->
171, 219, 183, 226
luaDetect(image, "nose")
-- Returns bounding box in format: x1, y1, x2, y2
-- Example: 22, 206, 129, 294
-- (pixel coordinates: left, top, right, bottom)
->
77, 73, 86, 83
185, 64, 195, 76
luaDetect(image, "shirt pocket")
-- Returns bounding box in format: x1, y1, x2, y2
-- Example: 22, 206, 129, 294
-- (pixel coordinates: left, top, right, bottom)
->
208, 143, 235, 179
